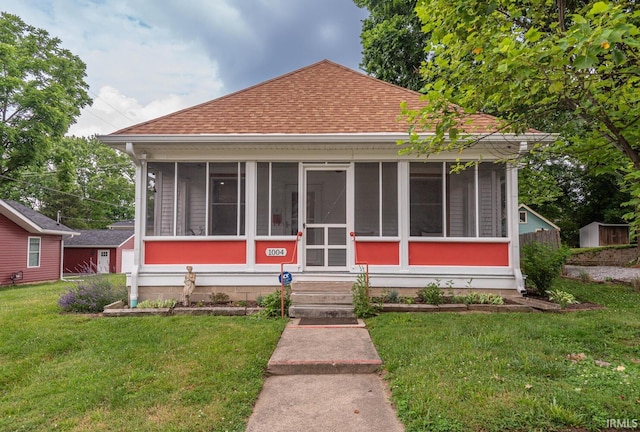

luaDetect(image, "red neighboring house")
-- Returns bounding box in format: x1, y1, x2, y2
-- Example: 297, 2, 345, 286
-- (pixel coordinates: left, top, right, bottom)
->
64, 229, 134, 274
0, 199, 79, 286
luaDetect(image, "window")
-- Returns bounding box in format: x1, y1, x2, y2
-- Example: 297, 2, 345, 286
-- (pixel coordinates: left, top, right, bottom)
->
257, 163, 299, 236
410, 162, 507, 238
354, 162, 398, 236
519, 211, 527, 224
479, 163, 506, 237
210, 163, 245, 236
410, 163, 443, 236
176, 163, 206, 235
28, 237, 40, 268
145, 162, 245, 236
447, 163, 476, 237
146, 162, 175, 236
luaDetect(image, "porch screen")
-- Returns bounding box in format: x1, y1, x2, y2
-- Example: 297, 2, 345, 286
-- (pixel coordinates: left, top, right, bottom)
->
354, 162, 398, 236
410, 162, 507, 238
145, 162, 245, 236
256, 162, 299, 236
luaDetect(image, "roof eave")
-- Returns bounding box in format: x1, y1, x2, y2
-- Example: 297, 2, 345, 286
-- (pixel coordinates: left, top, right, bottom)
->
99, 132, 557, 147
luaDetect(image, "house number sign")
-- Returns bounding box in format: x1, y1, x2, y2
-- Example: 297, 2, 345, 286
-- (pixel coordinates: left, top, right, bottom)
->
265, 248, 287, 257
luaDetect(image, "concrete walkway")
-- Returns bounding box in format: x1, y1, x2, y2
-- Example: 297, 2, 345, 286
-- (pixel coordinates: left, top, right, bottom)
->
245, 319, 404, 432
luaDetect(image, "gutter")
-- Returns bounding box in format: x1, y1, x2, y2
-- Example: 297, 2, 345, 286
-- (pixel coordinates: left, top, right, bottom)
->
125, 142, 145, 308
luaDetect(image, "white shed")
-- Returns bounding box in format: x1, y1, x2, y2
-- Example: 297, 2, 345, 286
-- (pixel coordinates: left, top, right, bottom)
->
579, 222, 629, 248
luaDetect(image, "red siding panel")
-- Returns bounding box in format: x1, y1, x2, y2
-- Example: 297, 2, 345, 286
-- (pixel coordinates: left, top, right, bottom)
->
0, 214, 62, 285
63, 248, 96, 273
354, 242, 400, 265
145, 240, 246, 264
409, 242, 509, 266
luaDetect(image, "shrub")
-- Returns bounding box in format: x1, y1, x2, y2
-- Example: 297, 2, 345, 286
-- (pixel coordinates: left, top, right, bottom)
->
546, 290, 579, 308
257, 287, 290, 318
209, 292, 230, 304
521, 242, 570, 296
352, 272, 379, 318
384, 290, 400, 304
136, 299, 177, 309
417, 281, 444, 305
58, 276, 127, 313
458, 292, 504, 305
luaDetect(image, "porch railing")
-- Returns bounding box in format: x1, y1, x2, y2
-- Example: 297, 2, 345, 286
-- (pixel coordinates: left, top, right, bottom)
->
349, 232, 370, 300
280, 231, 303, 318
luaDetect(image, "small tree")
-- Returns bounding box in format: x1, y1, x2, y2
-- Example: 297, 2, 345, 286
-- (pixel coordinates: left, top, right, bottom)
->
521, 242, 570, 296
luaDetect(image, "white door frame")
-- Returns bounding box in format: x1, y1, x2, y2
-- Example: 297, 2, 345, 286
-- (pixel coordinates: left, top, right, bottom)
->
302, 164, 352, 271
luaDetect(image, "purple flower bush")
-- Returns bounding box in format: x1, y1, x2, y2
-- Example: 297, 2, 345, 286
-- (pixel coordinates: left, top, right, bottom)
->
58, 276, 127, 313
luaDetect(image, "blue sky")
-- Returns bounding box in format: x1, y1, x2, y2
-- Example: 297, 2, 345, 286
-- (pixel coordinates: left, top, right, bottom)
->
0, 0, 368, 136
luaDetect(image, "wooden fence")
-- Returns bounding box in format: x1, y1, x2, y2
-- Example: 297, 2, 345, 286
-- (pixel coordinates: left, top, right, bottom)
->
519, 230, 561, 250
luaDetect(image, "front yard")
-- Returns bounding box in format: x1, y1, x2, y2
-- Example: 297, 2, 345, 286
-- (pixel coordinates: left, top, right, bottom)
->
0, 276, 286, 431
368, 278, 640, 432
1, 276, 638, 431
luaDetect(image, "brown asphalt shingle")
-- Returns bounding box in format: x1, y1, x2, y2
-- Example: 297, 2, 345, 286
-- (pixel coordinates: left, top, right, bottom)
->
112, 60, 499, 135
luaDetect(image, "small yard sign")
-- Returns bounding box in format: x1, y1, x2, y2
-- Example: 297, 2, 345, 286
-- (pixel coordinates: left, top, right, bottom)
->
278, 271, 292, 285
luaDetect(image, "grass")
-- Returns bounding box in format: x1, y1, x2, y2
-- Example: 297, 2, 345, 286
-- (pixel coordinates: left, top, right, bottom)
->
367, 278, 640, 432
0, 276, 286, 431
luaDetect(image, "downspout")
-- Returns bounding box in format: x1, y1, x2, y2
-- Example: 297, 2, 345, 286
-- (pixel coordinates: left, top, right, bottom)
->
512, 142, 527, 294
125, 142, 144, 307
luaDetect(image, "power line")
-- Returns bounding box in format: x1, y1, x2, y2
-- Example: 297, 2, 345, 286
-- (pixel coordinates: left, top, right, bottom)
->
0, 174, 131, 209
88, 88, 136, 125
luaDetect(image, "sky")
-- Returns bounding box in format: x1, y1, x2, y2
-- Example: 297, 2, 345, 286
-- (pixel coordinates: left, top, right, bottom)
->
0, 0, 368, 136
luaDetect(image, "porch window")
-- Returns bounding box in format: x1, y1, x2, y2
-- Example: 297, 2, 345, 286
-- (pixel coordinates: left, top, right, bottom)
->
177, 163, 206, 236
410, 162, 507, 238
479, 163, 506, 237
256, 162, 299, 236
354, 162, 398, 236
146, 162, 175, 236
410, 163, 443, 237
27, 237, 41, 268
446, 163, 476, 237
145, 162, 245, 236
210, 163, 245, 236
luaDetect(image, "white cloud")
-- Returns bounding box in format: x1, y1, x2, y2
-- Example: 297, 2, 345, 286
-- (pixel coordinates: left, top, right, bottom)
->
68, 86, 196, 136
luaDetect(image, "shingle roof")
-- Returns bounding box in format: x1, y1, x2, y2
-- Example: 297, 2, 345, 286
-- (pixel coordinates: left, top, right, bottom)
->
111, 60, 500, 135
64, 229, 134, 247
0, 199, 78, 235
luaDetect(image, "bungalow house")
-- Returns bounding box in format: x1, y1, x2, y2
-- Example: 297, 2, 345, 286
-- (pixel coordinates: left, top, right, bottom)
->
518, 204, 560, 234
63, 229, 135, 274
0, 199, 79, 286
98, 60, 553, 307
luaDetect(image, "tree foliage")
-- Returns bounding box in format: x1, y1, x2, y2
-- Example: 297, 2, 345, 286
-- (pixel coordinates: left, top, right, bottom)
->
0, 12, 91, 183
1, 136, 134, 229
354, 0, 428, 91
405, 0, 640, 226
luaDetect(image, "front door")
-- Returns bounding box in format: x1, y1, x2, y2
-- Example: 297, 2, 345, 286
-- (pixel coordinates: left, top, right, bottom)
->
304, 167, 348, 270
97, 249, 110, 273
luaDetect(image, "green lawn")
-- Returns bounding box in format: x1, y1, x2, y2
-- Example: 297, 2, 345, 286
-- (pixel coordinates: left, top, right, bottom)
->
0, 277, 286, 432
367, 278, 640, 432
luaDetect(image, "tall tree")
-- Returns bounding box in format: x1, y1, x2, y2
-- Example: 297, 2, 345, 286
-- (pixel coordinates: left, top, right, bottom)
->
354, 0, 428, 91
0, 13, 91, 184
1, 136, 134, 229
403, 0, 640, 226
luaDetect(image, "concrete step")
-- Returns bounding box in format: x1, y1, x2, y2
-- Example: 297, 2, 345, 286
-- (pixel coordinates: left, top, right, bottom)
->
291, 281, 353, 292
291, 291, 353, 305
267, 326, 382, 375
289, 304, 355, 319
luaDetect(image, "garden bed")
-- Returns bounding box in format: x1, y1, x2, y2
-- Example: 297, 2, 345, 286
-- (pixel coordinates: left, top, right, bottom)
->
103, 301, 262, 317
